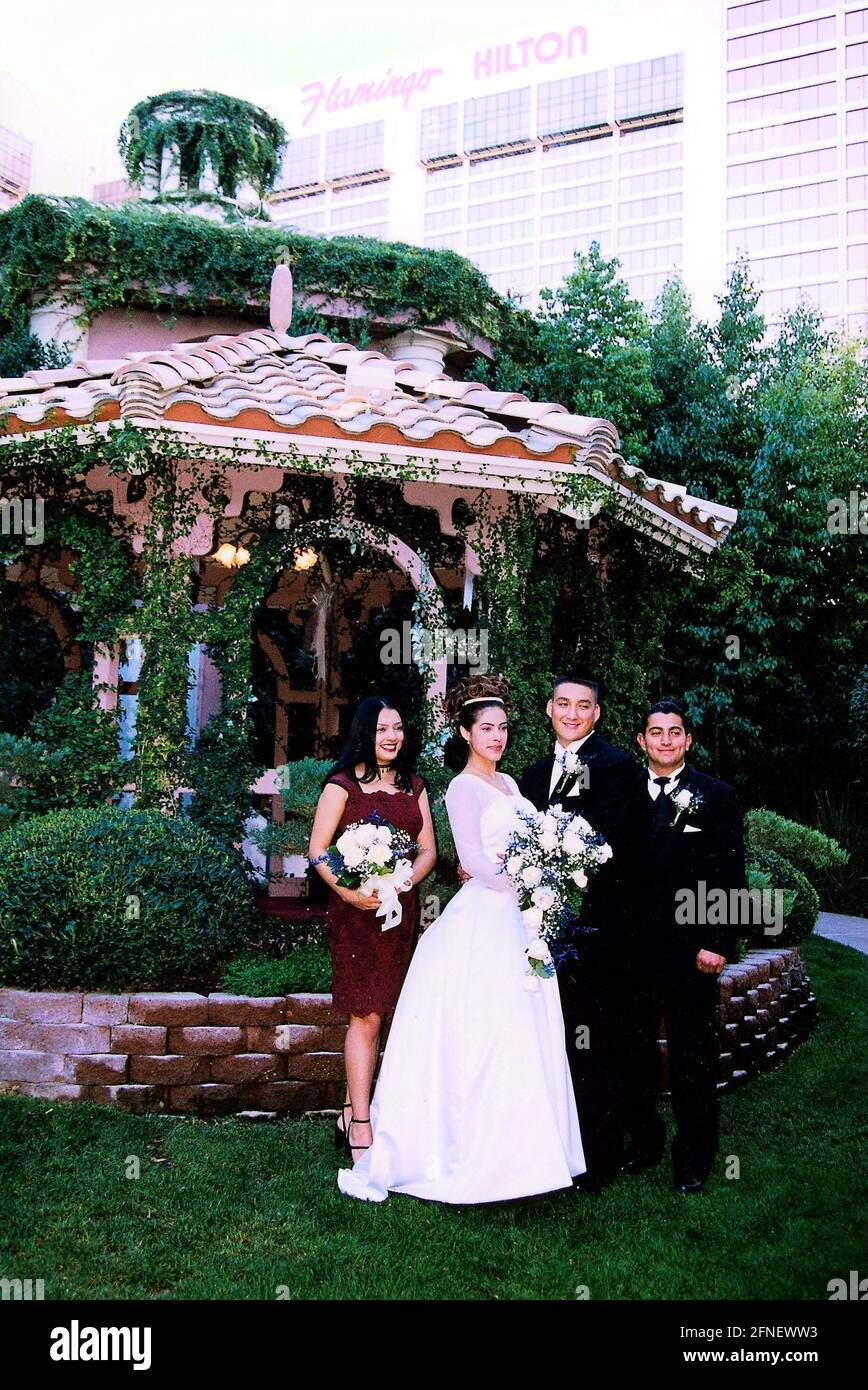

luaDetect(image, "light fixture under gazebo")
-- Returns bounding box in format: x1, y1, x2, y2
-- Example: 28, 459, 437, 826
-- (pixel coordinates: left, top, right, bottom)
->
293, 547, 318, 571
213, 542, 250, 568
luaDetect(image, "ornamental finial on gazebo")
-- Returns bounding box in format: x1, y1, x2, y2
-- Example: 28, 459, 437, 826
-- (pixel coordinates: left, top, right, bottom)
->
270, 263, 293, 334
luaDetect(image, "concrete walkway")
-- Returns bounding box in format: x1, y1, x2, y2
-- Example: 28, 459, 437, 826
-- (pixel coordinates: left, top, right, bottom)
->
815, 912, 868, 956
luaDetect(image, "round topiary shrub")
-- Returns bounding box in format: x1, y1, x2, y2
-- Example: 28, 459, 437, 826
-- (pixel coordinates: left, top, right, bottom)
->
0, 806, 261, 991
746, 847, 820, 948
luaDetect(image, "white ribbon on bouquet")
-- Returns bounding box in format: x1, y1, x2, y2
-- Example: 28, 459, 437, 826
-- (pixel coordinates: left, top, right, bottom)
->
361, 858, 414, 931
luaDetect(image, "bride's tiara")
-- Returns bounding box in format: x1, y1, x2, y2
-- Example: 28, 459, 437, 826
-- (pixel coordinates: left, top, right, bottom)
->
462, 695, 506, 707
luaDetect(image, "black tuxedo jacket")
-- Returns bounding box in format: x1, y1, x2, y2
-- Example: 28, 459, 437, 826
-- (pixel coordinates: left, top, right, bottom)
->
633, 765, 746, 969
519, 731, 642, 944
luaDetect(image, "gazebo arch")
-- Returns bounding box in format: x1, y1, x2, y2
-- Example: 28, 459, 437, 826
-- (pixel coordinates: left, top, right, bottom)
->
198, 514, 451, 801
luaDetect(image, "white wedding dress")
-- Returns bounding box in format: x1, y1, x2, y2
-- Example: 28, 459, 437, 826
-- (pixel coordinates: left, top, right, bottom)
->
337, 772, 586, 1204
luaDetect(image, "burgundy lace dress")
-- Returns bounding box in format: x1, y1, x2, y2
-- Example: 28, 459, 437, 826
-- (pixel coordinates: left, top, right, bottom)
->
326, 771, 425, 1017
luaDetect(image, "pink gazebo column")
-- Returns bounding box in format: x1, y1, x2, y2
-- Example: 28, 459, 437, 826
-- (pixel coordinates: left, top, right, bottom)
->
93, 643, 120, 711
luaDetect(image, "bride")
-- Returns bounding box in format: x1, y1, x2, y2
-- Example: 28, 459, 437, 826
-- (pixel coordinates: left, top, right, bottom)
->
337, 674, 586, 1204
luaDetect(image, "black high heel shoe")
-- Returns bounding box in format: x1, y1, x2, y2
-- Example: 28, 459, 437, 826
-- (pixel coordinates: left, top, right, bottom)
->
347, 1116, 372, 1162
334, 1101, 352, 1151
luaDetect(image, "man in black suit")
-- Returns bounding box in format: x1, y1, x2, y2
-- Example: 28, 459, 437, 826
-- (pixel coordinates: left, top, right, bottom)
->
519, 674, 641, 1192
624, 699, 746, 1194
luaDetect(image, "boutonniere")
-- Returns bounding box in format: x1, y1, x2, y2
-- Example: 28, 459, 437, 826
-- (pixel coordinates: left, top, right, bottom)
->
670, 786, 703, 828
552, 749, 589, 800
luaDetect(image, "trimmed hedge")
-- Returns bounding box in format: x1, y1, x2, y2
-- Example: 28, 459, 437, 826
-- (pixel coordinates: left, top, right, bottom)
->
0, 806, 260, 991
746, 846, 820, 948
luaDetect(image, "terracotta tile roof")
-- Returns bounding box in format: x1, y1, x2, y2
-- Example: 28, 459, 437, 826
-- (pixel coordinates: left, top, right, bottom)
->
0, 328, 737, 551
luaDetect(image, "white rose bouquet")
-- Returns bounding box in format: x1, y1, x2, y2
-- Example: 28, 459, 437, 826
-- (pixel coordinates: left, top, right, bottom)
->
312, 812, 417, 931
501, 803, 613, 983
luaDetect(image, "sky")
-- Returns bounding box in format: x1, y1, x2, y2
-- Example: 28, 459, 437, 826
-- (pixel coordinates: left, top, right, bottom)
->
0, 0, 699, 189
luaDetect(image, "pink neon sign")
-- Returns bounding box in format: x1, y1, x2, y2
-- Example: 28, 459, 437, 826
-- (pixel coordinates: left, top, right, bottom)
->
473, 26, 588, 79
299, 24, 589, 128
300, 68, 443, 127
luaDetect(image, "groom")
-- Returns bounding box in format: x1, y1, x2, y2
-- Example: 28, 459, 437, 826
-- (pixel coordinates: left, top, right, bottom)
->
519, 674, 641, 1193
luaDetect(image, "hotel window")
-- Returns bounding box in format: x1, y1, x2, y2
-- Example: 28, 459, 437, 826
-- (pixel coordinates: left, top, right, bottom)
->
539, 259, 576, 285
279, 135, 321, 188
425, 185, 461, 209
618, 166, 682, 197
618, 191, 683, 220
618, 122, 684, 148
728, 179, 837, 215
473, 243, 534, 270
463, 88, 531, 153
728, 180, 840, 215
749, 246, 838, 282
541, 231, 614, 260
761, 282, 839, 315
280, 192, 327, 230
847, 243, 868, 270
0, 124, 32, 189
467, 219, 534, 248
537, 70, 608, 137
541, 150, 613, 185
325, 121, 385, 181
614, 53, 683, 122
541, 180, 612, 210
728, 48, 836, 92
848, 276, 868, 301
420, 103, 459, 162
728, 82, 836, 124
468, 169, 535, 199
423, 207, 462, 232
728, 1, 832, 30
485, 268, 534, 296
727, 113, 837, 156
619, 140, 683, 172
619, 244, 682, 273
846, 75, 868, 101
728, 146, 837, 187
330, 198, 389, 228
847, 108, 868, 136
540, 205, 614, 235
467, 192, 533, 223
848, 141, 868, 168
728, 15, 836, 60
847, 173, 868, 199
727, 213, 838, 251
847, 42, 868, 69
846, 9, 868, 37
848, 208, 868, 234
618, 217, 683, 247
627, 270, 671, 301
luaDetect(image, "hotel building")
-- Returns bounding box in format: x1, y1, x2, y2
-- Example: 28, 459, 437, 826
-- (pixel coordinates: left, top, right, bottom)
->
267, 0, 868, 332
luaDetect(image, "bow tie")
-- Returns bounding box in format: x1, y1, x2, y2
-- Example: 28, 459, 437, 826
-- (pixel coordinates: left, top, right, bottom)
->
651, 770, 682, 795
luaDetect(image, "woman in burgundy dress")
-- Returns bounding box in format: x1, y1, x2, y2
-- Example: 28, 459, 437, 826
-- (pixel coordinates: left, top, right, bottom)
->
308, 697, 436, 1163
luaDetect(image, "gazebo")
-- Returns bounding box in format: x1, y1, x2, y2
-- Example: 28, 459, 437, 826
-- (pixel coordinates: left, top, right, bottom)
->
0, 265, 736, 890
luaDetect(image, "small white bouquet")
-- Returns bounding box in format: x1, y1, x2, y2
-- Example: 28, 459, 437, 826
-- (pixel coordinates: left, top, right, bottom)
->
312, 811, 417, 930
501, 803, 613, 984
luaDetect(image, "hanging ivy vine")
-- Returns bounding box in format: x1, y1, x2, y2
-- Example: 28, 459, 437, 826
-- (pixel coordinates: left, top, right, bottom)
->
118, 90, 288, 199
0, 194, 526, 350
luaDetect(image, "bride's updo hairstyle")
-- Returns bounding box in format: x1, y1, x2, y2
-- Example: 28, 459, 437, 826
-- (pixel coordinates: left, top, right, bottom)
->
443, 674, 510, 767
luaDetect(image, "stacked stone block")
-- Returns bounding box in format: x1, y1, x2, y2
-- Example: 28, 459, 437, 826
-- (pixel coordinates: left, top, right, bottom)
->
0, 948, 817, 1115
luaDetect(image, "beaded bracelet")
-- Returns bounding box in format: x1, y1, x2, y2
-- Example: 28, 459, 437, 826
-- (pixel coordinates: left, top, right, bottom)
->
308, 852, 331, 867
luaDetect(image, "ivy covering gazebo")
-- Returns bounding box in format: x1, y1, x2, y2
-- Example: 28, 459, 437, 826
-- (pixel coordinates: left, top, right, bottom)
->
0, 262, 736, 884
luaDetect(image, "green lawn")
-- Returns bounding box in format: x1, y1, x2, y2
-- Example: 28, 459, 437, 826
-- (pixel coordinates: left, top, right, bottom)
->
1, 936, 865, 1301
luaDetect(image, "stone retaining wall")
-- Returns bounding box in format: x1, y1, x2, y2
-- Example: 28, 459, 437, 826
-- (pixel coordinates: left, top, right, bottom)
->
0, 948, 816, 1116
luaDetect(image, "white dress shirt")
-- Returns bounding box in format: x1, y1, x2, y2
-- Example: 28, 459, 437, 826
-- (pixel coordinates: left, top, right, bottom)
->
647, 763, 685, 799
548, 732, 595, 796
